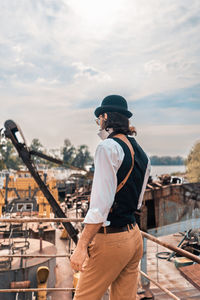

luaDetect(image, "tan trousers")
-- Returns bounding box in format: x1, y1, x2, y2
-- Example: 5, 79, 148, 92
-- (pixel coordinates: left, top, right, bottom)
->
74, 224, 143, 300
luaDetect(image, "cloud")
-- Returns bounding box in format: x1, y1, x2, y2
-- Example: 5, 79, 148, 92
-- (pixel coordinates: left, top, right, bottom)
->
137, 124, 200, 157
131, 84, 200, 119
144, 60, 167, 74
0, 0, 200, 157
72, 62, 111, 82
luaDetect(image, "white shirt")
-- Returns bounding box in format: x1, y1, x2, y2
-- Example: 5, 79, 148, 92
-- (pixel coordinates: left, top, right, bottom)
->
84, 138, 124, 226
84, 137, 151, 226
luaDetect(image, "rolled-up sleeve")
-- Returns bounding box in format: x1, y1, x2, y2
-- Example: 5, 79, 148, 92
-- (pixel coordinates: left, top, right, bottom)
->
84, 140, 124, 226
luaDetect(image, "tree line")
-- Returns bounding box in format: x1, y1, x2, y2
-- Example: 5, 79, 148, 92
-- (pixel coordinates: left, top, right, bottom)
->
0, 137, 199, 183
150, 155, 184, 166
0, 138, 93, 171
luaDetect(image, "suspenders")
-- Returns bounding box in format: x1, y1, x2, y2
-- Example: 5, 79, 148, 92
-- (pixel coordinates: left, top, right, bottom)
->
112, 134, 135, 193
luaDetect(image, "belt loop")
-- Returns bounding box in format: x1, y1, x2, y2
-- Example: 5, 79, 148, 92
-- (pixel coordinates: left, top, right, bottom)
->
103, 227, 107, 234
127, 224, 130, 232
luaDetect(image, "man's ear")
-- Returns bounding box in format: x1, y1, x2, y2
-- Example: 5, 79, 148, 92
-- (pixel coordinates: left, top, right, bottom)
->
103, 113, 108, 120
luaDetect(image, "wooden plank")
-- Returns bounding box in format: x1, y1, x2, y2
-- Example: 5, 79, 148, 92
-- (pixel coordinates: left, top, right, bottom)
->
179, 264, 200, 291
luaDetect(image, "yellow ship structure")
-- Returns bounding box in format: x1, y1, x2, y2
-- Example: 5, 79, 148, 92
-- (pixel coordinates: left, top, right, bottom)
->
0, 170, 59, 218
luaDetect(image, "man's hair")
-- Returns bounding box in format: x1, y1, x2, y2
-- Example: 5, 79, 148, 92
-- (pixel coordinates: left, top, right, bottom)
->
103, 112, 137, 136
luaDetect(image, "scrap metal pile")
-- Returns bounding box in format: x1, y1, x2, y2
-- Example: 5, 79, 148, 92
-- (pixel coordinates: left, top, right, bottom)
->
1, 120, 79, 244
1, 119, 200, 242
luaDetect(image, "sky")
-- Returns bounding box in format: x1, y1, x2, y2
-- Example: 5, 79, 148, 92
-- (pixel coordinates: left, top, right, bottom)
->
0, 0, 200, 157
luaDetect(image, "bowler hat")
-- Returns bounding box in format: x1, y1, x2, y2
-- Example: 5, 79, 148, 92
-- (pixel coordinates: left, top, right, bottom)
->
94, 95, 132, 118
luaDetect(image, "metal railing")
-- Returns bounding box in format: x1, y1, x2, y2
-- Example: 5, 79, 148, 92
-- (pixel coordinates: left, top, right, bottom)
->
141, 230, 200, 264
0, 287, 75, 293
0, 217, 199, 299
139, 271, 180, 300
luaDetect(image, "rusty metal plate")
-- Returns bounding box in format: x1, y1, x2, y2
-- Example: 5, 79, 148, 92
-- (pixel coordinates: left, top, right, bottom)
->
179, 264, 200, 291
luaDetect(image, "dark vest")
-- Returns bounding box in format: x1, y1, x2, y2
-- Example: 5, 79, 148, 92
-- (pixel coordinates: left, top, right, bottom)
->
107, 135, 149, 227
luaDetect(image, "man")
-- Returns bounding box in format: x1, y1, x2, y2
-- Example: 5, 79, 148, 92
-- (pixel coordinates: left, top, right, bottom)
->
70, 95, 151, 300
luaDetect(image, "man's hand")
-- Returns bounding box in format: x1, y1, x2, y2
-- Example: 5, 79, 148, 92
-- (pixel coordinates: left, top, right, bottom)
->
70, 245, 88, 272
70, 223, 102, 272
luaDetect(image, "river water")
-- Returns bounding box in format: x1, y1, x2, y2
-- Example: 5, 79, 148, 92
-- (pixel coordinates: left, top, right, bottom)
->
150, 165, 186, 177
